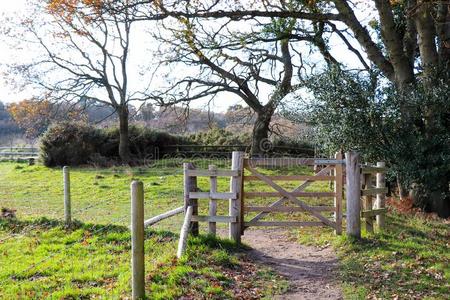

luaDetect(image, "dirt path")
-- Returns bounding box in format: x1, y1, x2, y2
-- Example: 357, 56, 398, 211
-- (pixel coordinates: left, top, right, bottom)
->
242, 229, 342, 300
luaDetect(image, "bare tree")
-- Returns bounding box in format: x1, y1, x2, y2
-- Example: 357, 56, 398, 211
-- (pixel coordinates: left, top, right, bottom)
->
141, 0, 450, 213
11, 0, 159, 162
149, 1, 336, 155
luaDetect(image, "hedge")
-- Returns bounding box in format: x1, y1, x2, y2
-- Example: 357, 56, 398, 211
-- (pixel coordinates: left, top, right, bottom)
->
40, 123, 313, 166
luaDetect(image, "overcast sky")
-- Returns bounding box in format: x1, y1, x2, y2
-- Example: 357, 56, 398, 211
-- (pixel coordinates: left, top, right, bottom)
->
0, 1, 371, 113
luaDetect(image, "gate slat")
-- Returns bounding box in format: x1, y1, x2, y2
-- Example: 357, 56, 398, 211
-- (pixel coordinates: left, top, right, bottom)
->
245, 164, 336, 228
245, 206, 335, 212
244, 221, 326, 227
244, 175, 334, 181
245, 192, 335, 198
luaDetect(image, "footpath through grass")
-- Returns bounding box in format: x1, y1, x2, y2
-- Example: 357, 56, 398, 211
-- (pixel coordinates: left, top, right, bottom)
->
297, 211, 450, 299
0, 218, 286, 299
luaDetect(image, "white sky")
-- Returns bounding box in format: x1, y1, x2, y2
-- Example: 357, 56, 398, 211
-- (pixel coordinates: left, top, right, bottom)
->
0, 1, 371, 113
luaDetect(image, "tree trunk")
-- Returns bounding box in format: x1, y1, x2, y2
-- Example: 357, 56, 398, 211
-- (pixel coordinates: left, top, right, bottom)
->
414, 2, 439, 75
250, 109, 273, 157
118, 106, 131, 163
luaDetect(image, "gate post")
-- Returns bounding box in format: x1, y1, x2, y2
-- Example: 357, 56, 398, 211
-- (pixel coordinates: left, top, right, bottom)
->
376, 161, 386, 229
334, 152, 343, 235
345, 151, 361, 238
363, 173, 374, 233
183, 163, 198, 236
208, 165, 218, 236
230, 151, 244, 243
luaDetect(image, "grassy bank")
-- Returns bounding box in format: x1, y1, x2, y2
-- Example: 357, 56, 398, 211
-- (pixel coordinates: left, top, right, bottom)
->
297, 211, 450, 299
0, 218, 287, 299
4, 161, 447, 299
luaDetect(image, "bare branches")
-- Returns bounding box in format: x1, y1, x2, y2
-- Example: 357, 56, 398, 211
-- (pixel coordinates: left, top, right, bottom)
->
331, 0, 395, 81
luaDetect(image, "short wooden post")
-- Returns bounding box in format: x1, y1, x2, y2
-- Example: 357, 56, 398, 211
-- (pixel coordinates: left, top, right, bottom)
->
63, 166, 71, 224
208, 165, 218, 236
345, 151, 361, 238
376, 162, 386, 229
229, 151, 244, 243
183, 163, 198, 236
334, 152, 343, 235
131, 181, 145, 300
177, 205, 193, 258
363, 173, 374, 234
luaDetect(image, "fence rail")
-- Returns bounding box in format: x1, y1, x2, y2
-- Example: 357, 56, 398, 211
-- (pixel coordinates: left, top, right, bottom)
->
0, 147, 39, 158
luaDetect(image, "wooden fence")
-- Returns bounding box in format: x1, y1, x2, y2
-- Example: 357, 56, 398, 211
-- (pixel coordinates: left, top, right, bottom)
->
0, 147, 39, 158
128, 150, 388, 299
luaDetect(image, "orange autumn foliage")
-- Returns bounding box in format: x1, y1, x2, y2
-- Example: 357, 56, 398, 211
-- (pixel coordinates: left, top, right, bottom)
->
47, 0, 104, 23
7, 99, 52, 138
7, 99, 85, 138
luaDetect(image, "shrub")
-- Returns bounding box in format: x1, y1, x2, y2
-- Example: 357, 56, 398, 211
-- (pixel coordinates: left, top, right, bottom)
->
102, 126, 189, 159
40, 124, 314, 166
187, 128, 313, 156
40, 122, 105, 167
188, 128, 251, 146
40, 123, 188, 166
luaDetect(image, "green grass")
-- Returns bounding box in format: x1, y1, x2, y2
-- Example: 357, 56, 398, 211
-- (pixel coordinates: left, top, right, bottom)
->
296, 212, 450, 299
0, 160, 232, 230
0, 160, 290, 299
0, 160, 335, 228
2, 160, 447, 299
0, 218, 287, 299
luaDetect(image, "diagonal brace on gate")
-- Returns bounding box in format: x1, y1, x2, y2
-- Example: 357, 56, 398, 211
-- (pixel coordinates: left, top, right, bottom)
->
245, 164, 335, 227
247, 165, 333, 224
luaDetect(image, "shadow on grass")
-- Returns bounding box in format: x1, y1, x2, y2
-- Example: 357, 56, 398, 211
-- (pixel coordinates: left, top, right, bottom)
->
335, 212, 450, 299
0, 217, 176, 240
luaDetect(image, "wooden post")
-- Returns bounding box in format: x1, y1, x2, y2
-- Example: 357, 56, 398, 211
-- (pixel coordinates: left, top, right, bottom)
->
345, 151, 361, 238
63, 166, 71, 224
334, 152, 343, 235
363, 173, 374, 233
177, 205, 193, 258
208, 165, 218, 236
183, 163, 198, 236
329, 167, 334, 190
376, 162, 386, 229
131, 180, 145, 300
229, 151, 244, 243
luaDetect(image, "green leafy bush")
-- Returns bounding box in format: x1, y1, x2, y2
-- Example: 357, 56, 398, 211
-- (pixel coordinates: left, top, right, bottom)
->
188, 128, 251, 146
40, 122, 106, 167
288, 68, 450, 216
40, 123, 188, 166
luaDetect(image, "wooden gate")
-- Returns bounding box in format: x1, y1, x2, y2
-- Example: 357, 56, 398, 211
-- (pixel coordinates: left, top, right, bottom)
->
180, 151, 387, 242
241, 152, 344, 234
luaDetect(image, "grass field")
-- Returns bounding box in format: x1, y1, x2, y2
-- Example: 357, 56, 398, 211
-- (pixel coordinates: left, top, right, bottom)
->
0, 159, 334, 228
1, 160, 449, 299
0, 159, 313, 299
0, 218, 287, 299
